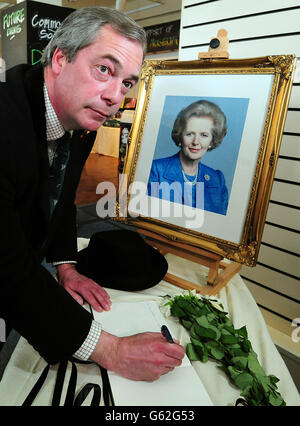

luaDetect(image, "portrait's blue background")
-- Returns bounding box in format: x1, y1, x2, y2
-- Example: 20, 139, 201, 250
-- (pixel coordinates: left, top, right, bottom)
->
152, 95, 249, 196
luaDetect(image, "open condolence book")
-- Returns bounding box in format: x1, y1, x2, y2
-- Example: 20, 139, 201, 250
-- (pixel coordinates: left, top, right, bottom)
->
92, 300, 213, 406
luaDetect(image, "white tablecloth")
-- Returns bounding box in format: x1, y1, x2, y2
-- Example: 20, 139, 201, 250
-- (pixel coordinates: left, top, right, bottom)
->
0, 238, 299, 406
91, 127, 120, 158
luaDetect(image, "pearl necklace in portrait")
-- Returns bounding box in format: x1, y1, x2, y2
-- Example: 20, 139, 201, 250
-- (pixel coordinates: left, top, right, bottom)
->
182, 166, 198, 186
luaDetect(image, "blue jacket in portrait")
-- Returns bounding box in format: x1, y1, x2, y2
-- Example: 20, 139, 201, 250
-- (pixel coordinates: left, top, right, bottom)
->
147, 152, 228, 215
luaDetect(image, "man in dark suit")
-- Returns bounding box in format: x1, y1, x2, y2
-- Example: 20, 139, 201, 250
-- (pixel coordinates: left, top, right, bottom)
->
0, 7, 184, 381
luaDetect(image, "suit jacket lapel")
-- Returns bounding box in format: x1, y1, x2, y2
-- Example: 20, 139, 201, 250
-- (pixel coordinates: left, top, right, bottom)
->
24, 66, 51, 227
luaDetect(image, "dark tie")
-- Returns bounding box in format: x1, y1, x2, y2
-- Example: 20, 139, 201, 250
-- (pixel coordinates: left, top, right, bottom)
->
48, 131, 71, 215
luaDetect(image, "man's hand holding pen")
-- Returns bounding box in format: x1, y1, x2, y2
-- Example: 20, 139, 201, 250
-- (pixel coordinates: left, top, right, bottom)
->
90, 329, 185, 382
161, 325, 174, 343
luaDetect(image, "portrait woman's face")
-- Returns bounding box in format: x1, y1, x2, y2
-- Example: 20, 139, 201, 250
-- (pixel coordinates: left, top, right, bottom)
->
181, 115, 213, 162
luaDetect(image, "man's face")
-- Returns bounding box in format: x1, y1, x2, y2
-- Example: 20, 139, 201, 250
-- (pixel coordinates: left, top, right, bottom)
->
50, 24, 143, 131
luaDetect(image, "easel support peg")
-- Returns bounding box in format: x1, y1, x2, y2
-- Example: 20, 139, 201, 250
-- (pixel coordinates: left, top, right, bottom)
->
198, 29, 229, 59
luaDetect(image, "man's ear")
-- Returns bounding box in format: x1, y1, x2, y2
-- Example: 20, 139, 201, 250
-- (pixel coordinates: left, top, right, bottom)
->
51, 47, 67, 75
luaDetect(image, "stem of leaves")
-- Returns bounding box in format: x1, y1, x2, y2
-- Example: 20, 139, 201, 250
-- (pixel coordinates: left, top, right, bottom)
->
166, 293, 286, 406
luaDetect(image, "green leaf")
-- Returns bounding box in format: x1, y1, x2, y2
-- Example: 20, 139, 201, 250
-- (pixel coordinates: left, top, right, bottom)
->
190, 338, 209, 362
242, 339, 252, 353
269, 391, 285, 406
221, 328, 232, 336
248, 398, 260, 406
228, 365, 242, 381
269, 375, 280, 387
223, 322, 235, 334
221, 334, 238, 344
195, 315, 210, 328
186, 343, 201, 361
235, 373, 253, 390
258, 376, 272, 394
189, 323, 199, 339
181, 319, 193, 330
206, 312, 217, 323
206, 341, 225, 360
193, 305, 208, 317
177, 298, 198, 315
236, 325, 248, 339
174, 297, 188, 307
249, 380, 264, 404
247, 351, 266, 378
194, 324, 217, 340
240, 385, 252, 398
208, 325, 221, 340
170, 304, 186, 318
231, 356, 248, 370
195, 307, 209, 317
231, 348, 248, 358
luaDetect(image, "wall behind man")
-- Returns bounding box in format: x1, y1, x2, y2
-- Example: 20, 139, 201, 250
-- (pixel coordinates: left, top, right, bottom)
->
128, 0, 181, 97
179, 0, 300, 358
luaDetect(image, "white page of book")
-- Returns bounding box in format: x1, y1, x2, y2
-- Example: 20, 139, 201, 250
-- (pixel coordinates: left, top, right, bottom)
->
92, 301, 213, 406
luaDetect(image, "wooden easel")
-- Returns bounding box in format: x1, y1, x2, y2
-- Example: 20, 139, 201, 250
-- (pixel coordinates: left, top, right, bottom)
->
139, 229, 241, 296
138, 31, 241, 295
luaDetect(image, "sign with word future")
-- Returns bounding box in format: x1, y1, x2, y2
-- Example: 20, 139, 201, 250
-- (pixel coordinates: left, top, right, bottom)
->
1, 0, 73, 70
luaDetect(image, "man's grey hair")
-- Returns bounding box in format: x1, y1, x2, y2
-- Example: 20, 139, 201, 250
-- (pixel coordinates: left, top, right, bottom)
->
41, 6, 147, 66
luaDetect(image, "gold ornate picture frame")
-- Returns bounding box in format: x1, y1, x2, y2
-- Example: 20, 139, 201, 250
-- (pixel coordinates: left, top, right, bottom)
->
116, 56, 296, 267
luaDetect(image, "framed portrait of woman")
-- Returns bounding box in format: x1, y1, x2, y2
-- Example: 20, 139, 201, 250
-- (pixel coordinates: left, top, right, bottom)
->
116, 56, 296, 267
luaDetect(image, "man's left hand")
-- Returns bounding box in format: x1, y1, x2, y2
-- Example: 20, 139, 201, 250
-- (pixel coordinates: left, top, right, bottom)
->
57, 263, 111, 312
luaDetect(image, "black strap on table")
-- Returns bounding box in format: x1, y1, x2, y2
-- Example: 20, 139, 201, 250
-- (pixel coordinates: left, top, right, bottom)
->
99, 364, 114, 406
22, 359, 114, 406
74, 383, 101, 406
64, 361, 77, 406
22, 364, 50, 406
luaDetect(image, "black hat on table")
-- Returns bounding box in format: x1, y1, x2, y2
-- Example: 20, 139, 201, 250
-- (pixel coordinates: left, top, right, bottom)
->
76, 230, 168, 291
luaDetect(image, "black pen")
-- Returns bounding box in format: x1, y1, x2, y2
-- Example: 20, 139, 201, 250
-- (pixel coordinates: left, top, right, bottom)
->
161, 325, 174, 343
